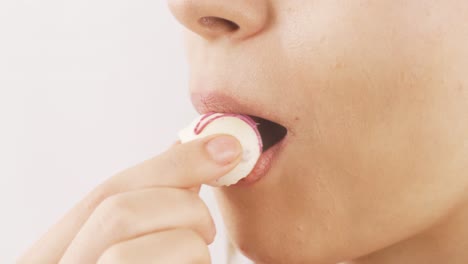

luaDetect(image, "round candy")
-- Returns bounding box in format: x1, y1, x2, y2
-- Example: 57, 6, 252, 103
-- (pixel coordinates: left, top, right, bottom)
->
178, 113, 262, 186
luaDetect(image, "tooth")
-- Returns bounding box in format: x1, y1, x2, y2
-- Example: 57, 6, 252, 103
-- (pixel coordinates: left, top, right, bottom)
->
178, 113, 263, 187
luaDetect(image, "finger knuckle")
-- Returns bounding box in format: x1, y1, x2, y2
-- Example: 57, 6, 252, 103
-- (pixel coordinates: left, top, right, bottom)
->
164, 146, 193, 176
97, 244, 128, 264
184, 196, 216, 244
165, 147, 186, 169
83, 184, 113, 213
94, 194, 133, 235
177, 229, 211, 264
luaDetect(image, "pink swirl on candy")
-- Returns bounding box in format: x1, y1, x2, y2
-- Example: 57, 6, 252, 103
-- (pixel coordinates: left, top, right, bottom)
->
194, 112, 263, 152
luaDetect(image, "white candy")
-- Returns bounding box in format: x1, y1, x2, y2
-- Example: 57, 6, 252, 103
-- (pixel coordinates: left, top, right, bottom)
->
178, 113, 262, 187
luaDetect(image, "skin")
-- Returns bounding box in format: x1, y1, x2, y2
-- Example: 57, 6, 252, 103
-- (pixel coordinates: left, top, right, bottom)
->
21, 1, 468, 263
170, 0, 468, 263
19, 135, 243, 263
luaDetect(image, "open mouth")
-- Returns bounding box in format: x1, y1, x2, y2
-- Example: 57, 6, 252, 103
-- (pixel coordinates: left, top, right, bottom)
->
249, 115, 288, 152
189, 92, 290, 186
231, 115, 288, 186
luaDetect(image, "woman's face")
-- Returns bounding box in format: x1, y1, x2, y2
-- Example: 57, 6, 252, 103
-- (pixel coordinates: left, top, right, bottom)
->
169, 1, 468, 263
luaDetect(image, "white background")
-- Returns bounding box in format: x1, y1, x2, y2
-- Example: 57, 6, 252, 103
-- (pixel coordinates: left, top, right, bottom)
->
0, 1, 246, 263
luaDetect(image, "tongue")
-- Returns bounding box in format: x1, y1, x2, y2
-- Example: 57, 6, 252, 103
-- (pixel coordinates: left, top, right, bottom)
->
250, 116, 288, 152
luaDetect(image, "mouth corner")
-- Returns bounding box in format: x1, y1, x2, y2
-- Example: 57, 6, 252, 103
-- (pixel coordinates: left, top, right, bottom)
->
249, 115, 288, 152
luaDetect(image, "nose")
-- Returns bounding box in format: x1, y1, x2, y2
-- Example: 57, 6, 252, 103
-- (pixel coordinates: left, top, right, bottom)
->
168, 0, 270, 40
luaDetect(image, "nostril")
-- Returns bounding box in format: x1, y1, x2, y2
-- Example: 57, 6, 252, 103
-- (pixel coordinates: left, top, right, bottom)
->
198, 16, 240, 33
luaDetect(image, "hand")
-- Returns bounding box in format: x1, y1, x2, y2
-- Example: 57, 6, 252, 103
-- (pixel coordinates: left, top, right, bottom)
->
19, 135, 242, 264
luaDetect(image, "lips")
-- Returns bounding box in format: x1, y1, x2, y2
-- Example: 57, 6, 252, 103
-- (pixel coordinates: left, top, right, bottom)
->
191, 92, 289, 186
191, 92, 292, 130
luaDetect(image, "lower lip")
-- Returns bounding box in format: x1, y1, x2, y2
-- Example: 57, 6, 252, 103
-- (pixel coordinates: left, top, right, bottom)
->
232, 136, 288, 187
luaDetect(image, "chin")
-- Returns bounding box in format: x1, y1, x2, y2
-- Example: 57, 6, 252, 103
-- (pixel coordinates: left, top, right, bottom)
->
228, 230, 345, 264
213, 187, 353, 264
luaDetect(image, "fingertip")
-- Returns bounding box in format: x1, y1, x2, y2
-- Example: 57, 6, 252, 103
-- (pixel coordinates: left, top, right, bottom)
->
204, 135, 242, 166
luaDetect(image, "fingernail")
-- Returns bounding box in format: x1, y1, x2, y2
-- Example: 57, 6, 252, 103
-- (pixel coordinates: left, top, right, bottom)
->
205, 135, 241, 165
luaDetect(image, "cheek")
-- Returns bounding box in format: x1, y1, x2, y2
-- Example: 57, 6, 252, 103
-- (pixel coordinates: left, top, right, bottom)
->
270, 0, 468, 256
207, 1, 468, 262
277, 0, 468, 196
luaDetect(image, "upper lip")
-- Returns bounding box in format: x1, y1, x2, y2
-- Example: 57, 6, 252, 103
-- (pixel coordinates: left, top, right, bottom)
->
190, 91, 290, 129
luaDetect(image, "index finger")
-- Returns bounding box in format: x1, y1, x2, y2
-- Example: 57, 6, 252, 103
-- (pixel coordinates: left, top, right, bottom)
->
18, 134, 241, 264
108, 134, 242, 192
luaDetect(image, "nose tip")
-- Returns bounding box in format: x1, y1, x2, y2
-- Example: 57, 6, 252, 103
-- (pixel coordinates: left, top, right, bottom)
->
168, 0, 270, 40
